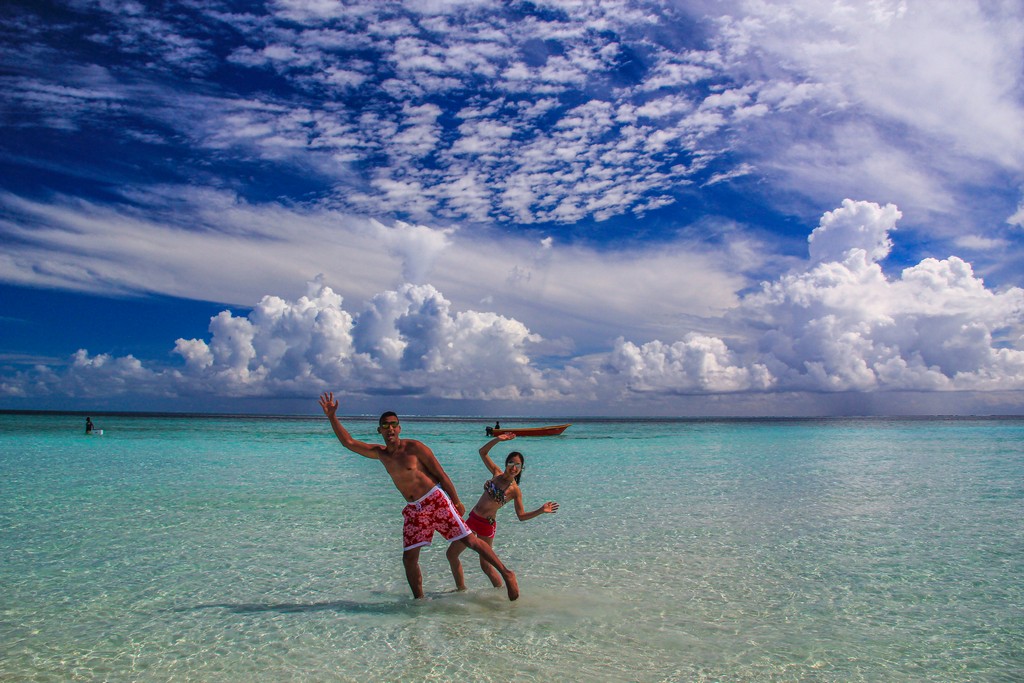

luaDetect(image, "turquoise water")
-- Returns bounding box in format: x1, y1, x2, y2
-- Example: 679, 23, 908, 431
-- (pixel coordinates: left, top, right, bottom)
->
2, 414, 1022, 682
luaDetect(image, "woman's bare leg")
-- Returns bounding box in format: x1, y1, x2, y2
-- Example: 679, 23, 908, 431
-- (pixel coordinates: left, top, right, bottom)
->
477, 535, 503, 588
460, 534, 518, 600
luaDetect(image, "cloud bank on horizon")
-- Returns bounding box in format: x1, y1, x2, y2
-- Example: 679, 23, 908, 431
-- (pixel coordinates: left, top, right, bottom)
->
4, 199, 1023, 413
1, 0, 1023, 414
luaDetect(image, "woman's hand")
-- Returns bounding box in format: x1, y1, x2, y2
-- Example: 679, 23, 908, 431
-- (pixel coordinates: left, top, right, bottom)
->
319, 391, 338, 417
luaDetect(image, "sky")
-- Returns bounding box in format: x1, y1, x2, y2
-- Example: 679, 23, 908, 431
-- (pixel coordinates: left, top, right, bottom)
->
2, 0, 1024, 417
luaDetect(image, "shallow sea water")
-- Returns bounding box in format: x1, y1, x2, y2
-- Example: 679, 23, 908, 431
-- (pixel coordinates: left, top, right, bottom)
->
2, 414, 1022, 681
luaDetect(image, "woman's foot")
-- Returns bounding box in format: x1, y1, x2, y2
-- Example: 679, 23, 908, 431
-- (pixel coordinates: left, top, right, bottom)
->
504, 570, 519, 601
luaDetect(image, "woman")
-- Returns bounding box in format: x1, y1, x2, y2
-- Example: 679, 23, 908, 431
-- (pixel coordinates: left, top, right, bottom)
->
447, 433, 559, 590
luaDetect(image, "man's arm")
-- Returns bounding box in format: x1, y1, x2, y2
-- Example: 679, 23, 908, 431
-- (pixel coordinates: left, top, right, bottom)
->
319, 391, 381, 459
414, 443, 466, 515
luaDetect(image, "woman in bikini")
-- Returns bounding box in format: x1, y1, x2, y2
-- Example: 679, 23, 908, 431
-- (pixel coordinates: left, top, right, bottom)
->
447, 433, 559, 591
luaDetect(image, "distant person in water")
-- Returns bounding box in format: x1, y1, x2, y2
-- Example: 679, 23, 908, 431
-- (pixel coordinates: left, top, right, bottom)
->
318, 392, 519, 600
85, 417, 94, 434
447, 433, 559, 591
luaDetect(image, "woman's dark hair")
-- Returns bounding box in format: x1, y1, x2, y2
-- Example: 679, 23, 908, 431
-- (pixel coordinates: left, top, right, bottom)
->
506, 451, 525, 484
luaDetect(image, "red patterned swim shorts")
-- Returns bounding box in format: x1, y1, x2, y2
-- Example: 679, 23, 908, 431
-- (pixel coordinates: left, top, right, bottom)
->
402, 486, 471, 550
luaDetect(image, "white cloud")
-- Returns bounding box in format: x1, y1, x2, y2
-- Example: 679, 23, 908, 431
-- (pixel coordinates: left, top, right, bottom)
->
608, 334, 773, 393
954, 235, 1007, 252
718, 0, 1024, 162
709, 0, 1024, 235
586, 199, 1024, 400
376, 219, 454, 284
0, 189, 400, 306
4, 199, 1022, 408
0, 187, 745, 351
1008, 203, 1024, 229
164, 279, 547, 400
6, 0, 1021, 239
807, 198, 899, 264
5, 1, 754, 227
2, 2, 1023, 413
735, 202, 1024, 392
268, 0, 354, 22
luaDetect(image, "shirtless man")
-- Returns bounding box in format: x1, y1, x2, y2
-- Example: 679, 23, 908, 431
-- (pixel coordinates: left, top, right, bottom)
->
318, 392, 519, 600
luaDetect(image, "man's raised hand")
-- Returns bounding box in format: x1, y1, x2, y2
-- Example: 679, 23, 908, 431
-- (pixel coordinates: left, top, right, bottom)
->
319, 391, 338, 417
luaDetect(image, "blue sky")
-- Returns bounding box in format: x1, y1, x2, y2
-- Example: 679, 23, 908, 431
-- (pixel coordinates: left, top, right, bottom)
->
2, 0, 1024, 417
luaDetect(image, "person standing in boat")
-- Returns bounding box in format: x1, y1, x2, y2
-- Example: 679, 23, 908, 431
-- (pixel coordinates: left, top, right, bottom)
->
447, 433, 559, 591
85, 417, 94, 434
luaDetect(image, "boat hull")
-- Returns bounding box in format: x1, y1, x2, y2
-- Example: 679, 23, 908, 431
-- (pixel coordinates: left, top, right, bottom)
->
488, 424, 571, 437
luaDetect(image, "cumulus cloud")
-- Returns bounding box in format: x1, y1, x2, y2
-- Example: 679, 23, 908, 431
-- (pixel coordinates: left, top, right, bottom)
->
608, 334, 773, 394
586, 199, 1024, 400
737, 201, 1024, 392
807, 199, 899, 264
375, 219, 454, 284
2, 1, 1023, 413
0, 350, 165, 401
0, 187, 744, 351
5, 199, 1022, 407
161, 278, 550, 400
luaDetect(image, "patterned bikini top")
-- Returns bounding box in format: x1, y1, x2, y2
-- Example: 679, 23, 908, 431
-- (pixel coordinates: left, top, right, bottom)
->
484, 478, 509, 506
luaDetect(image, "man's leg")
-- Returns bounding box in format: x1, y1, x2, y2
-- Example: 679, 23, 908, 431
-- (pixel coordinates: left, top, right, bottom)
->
460, 534, 518, 600
445, 542, 467, 591
403, 547, 424, 599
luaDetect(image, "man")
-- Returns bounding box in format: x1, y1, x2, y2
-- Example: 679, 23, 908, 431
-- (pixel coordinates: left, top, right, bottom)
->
318, 392, 519, 600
